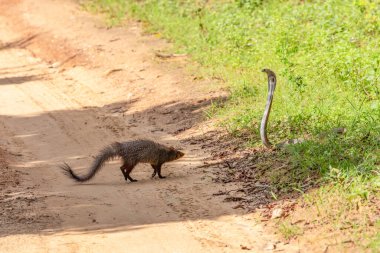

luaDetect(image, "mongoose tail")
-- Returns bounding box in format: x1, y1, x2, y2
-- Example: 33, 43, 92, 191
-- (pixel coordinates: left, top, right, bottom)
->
60, 142, 122, 182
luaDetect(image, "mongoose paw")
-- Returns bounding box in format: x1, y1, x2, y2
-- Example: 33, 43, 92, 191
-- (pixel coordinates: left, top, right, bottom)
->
158, 175, 166, 179
151, 173, 156, 178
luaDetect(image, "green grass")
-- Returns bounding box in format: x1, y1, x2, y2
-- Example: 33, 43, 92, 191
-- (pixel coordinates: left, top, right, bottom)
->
81, 0, 128, 26
279, 222, 303, 240
82, 0, 380, 244
368, 229, 380, 252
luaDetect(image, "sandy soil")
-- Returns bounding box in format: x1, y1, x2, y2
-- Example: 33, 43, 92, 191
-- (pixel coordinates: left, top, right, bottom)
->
0, 0, 302, 252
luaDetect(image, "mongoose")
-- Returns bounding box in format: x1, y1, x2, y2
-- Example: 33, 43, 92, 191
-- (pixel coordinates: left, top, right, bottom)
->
60, 139, 184, 182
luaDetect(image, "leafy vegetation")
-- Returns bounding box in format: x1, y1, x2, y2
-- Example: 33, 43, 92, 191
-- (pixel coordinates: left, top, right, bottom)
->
83, 0, 380, 246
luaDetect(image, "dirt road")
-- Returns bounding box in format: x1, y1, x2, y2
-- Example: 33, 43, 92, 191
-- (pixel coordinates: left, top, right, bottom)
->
0, 1, 298, 252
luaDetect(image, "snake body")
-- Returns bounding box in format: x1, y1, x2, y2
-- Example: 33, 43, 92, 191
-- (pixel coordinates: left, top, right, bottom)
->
260, 69, 345, 148
260, 69, 277, 148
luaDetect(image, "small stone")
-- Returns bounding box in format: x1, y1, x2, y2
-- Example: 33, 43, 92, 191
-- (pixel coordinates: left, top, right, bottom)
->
264, 243, 276, 251
271, 208, 283, 219
240, 244, 252, 250
50, 62, 61, 68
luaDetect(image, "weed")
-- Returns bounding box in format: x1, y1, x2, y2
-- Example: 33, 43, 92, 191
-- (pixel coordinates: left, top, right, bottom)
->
81, 0, 127, 26
279, 222, 302, 240
367, 228, 380, 253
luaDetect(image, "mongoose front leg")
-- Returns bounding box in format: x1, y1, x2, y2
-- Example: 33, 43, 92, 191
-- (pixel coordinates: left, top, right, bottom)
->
151, 164, 157, 178
156, 164, 166, 179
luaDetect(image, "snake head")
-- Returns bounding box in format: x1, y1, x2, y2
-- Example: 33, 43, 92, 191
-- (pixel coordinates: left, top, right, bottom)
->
262, 69, 277, 92
262, 68, 276, 78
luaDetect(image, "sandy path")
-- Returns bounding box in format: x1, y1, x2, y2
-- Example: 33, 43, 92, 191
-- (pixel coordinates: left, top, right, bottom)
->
0, 0, 298, 252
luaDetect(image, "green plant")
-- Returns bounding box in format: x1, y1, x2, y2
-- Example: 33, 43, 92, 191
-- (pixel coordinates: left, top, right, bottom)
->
82, 0, 127, 26
279, 222, 302, 240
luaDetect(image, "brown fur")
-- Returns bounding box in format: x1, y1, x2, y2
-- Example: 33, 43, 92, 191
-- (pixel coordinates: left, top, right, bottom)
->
60, 140, 184, 182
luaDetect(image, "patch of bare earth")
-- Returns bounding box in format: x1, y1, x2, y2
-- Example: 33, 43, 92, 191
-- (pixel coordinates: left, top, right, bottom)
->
0, 148, 57, 236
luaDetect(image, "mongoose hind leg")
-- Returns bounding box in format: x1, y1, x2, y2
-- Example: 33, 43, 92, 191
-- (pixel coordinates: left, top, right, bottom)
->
120, 166, 128, 181
120, 164, 137, 182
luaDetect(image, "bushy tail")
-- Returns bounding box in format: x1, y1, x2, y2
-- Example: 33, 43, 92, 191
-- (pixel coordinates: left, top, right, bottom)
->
60, 142, 123, 182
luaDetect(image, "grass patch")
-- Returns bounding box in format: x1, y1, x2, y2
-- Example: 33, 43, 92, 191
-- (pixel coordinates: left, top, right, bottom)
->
80, 0, 127, 26
367, 224, 380, 253
279, 222, 303, 240
281, 178, 380, 250
82, 0, 380, 247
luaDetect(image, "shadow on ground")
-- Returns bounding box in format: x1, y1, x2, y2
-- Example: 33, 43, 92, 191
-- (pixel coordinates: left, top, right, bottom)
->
0, 95, 240, 238
0, 90, 319, 238
0, 34, 40, 51
0, 74, 47, 85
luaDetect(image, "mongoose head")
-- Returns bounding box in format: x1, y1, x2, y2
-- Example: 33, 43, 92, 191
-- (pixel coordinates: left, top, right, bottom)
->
167, 147, 185, 162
